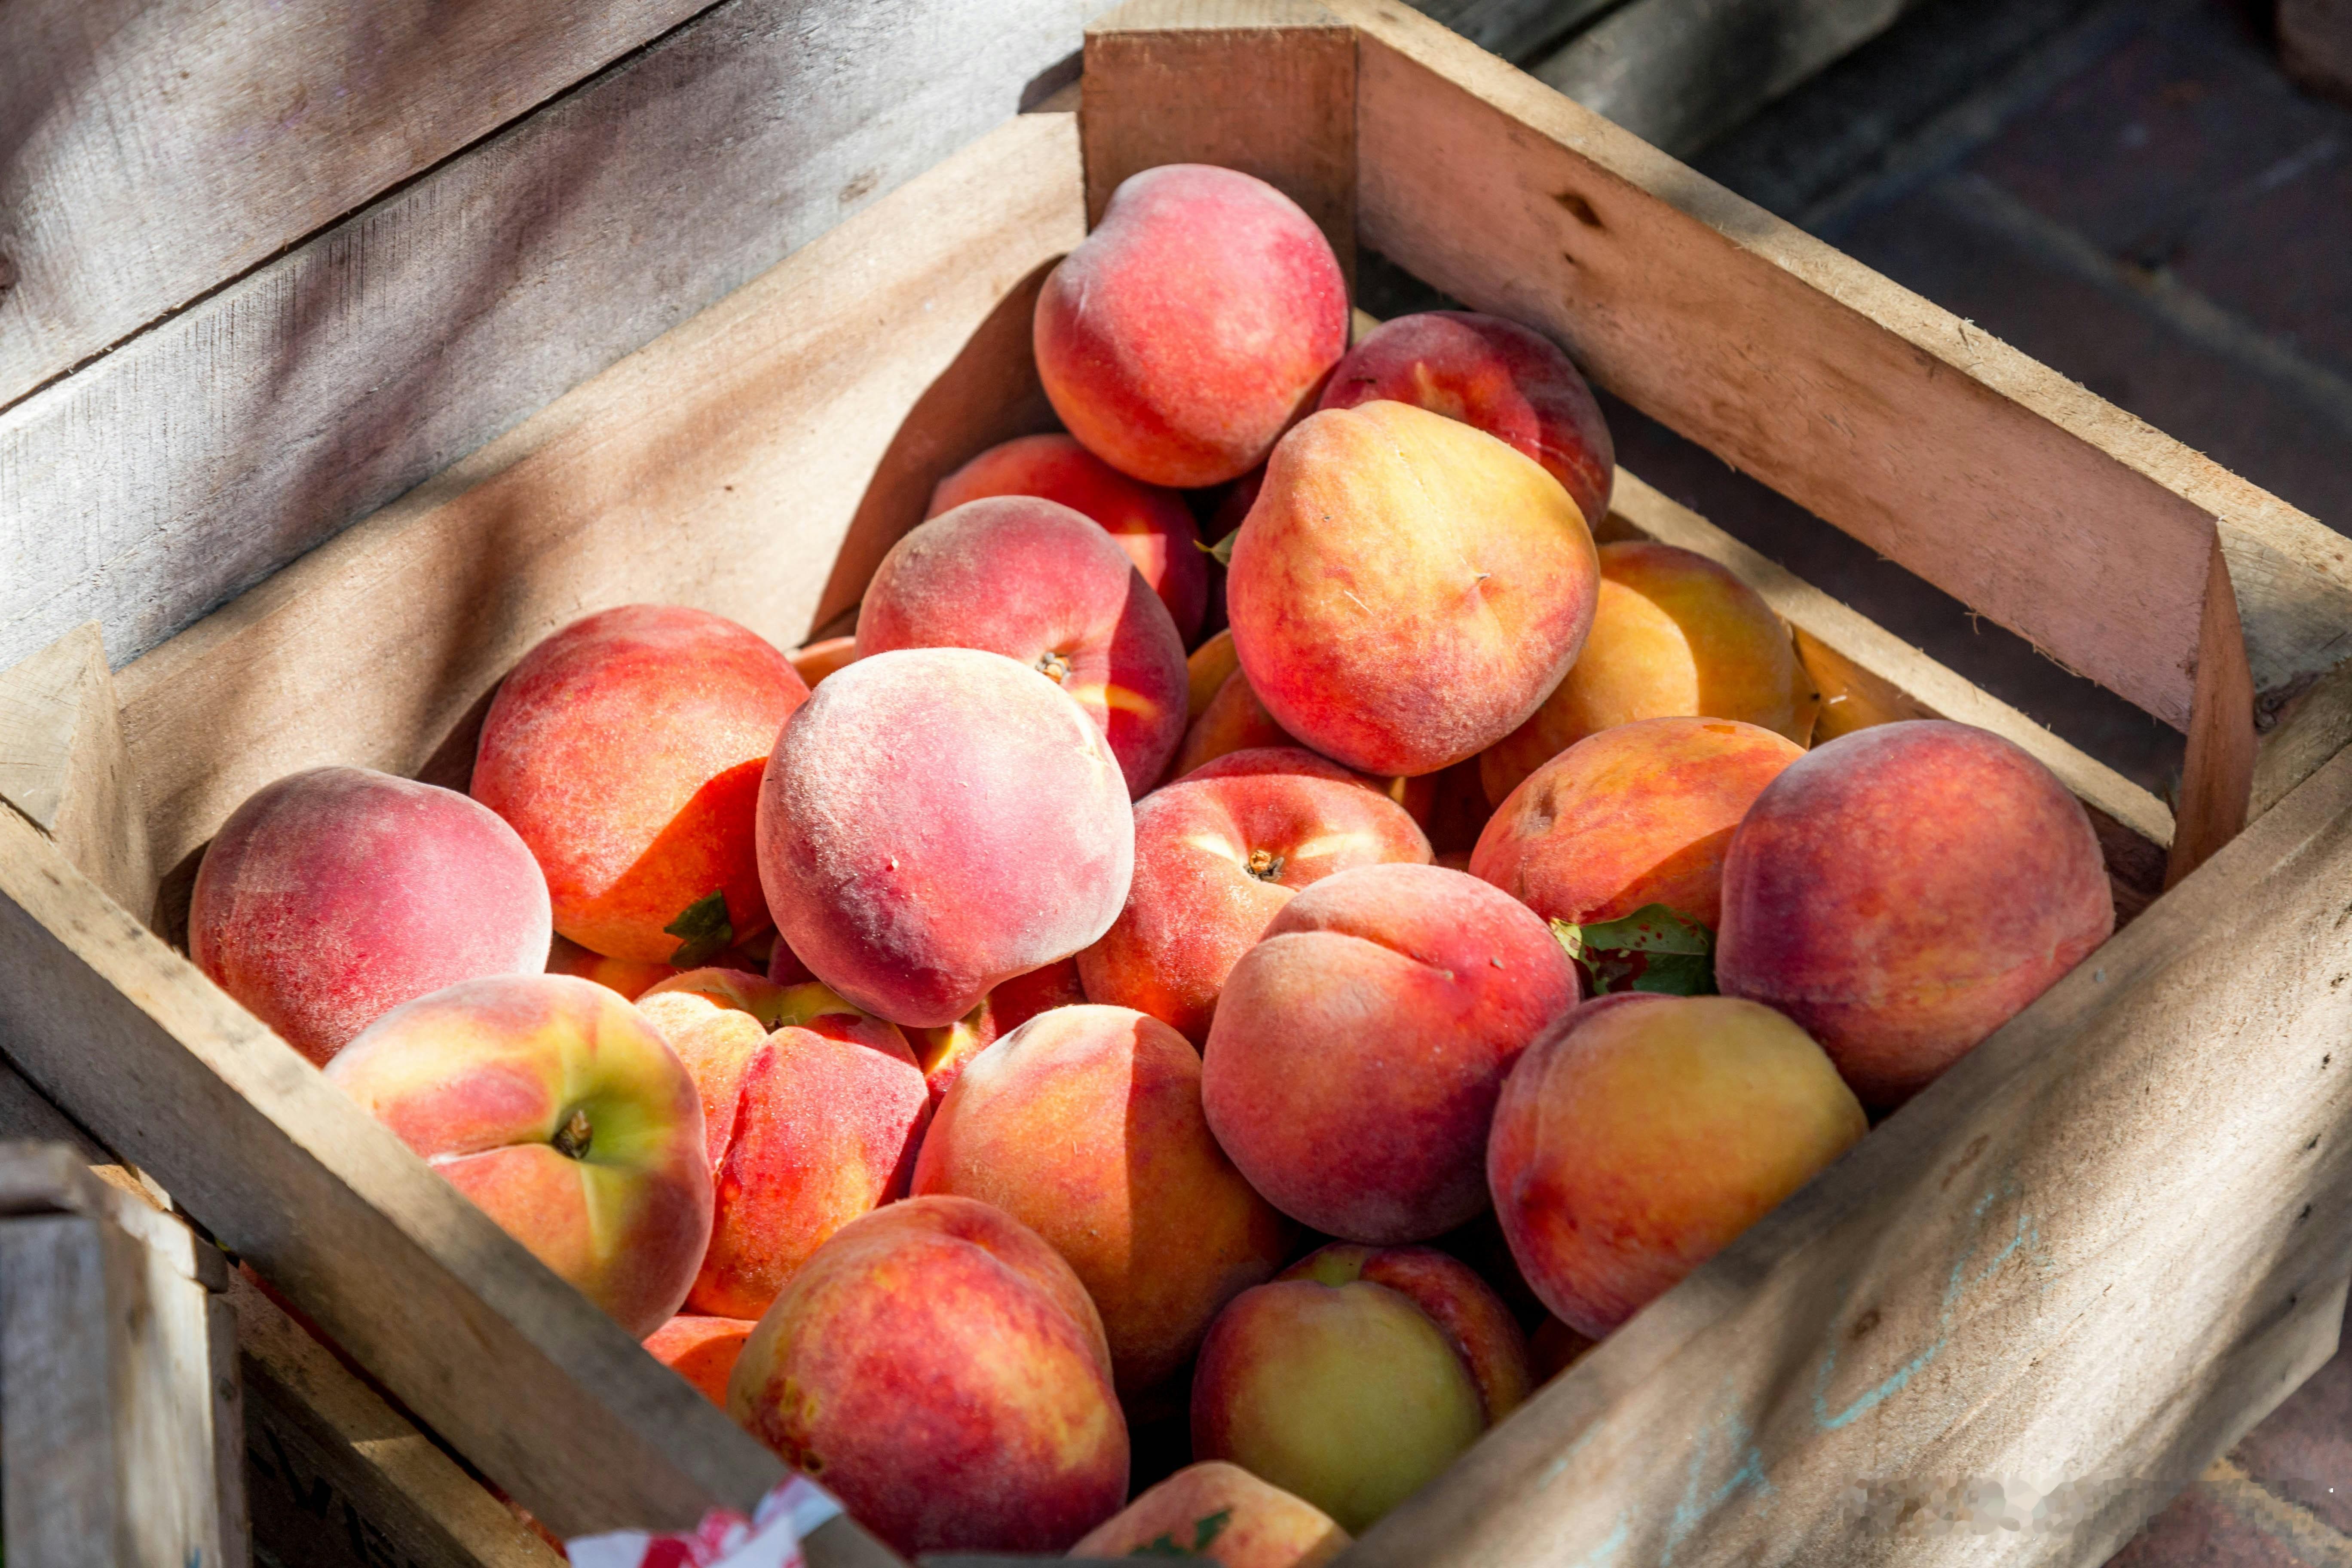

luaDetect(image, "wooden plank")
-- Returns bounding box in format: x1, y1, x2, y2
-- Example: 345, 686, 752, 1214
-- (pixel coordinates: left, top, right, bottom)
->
1531, 0, 1922, 157
113, 110, 1084, 880
1343, 738, 2352, 1568
0, 624, 155, 921
1329, 0, 2352, 722
2282, 0, 2352, 105
0, 0, 716, 407
1083, 0, 1359, 284
2170, 541, 2257, 886
0, 0, 1084, 679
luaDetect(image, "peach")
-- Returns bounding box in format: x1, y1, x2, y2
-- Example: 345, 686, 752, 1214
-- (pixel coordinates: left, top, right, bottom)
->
1228, 401, 1599, 776
912, 1005, 1291, 1391
1071, 1462, 1349, 1568
787, 635, 857, 689
910, 956, 1086, 1108
325, 974, 711, 1337
1318, 311, 1614, 532
190, 766, 551, 1066
1174, 662, 1300, 778
728, 1196, 1127, 1555
1188, 628, 1242, 721
645, 1314, 756, 1406
855, 497, 1187, 794
472, 605, 807, 965
635, 970, 929, 1321
1488, 993, 1866, 1336
1035, 165, 1348, 488
1203, 863, 1580, 1242
1531, 1316, 1597, 1382
544, 934, 673, 1001
757, 648, 1134, 1029
1472, 717, 1805, 934
1079, 750, 1430, 1042
929, 433, 1210, 642
1717, 720, 2113, 1108
1190, 1243, 1526, 1532
1481, 542, 1812, 805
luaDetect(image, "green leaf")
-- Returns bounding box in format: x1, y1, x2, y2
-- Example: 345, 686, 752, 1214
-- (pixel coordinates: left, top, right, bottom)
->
1197, 529, 1239, 568
663, 889, 735, 969
1125, 1510, 1233, 1559
1554, 903, 1717, 997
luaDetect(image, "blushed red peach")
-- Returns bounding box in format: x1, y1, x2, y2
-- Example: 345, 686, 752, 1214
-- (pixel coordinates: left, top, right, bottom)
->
728, 1196, 1127, 1555
929, 434, 1210, 641
856, 498, 1187, 794
190, 766, 551, 1066
1079, 750, 1430, 1042
1481, 542, 1812, 805
645, 1314, 756, 1406
1472, 717, 1805, 933
913, 1005, 1291, 1391
472, 605, 807, 965
1488, 994, 1865, 1336
910, 956, 1086, 1109
325, 974, 711, 1338
1228, 401, 1599, 776
756, 648, 1134, 1028
1036, 165, 1348, 488
1717, 720, 2114, 1108
1318, 311, 1614, 532
1203, 863, 1580, 1242
1071, 1462, 1349, 1568
635, 970, 929, 1321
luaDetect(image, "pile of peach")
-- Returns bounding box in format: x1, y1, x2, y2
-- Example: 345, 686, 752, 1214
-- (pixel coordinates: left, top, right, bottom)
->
188, 165, 2115, 1562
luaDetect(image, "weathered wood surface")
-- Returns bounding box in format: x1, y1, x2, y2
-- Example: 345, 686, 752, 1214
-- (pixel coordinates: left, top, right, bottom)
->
0, 622, 154, 919
1345, 738, 2352, 1568
0, 0, 714, 407
0, 0, 1085, 679
0, 1141, 245, 1568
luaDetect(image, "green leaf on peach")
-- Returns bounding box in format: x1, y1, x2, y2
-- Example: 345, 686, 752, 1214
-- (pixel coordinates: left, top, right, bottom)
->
1556, 903, 1717, 997
664, 889, 735, 969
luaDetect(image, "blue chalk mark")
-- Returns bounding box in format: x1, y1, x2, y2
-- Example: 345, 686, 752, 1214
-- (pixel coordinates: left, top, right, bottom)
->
1564, 1515, 1630, 1568
1812, 1186, 2040, 1432
1658, 1390, 1776, 1565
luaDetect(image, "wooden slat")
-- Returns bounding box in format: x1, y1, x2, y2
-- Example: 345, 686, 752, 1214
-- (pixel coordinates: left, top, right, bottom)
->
1082, 0, 1359, 282
1326, 0, 2352, 724
0, 0, 715, 407
113, 110, 1083, 879
0, 624, 155, 921
0, 0, 1083, 679
1344, 738, 2352, 1568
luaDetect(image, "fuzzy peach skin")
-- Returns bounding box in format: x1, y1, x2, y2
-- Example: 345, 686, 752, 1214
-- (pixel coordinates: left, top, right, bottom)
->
1282, 1243, 1531, 1424
787, 636, 858, 689
1717, 720, 2113, 1108
910, 956, 1086, 1109
913, 1005, 1290, 1392
1318, 311, 1615, 532
1072, 1462, 1349, 1568
1488, 993, 1866, 1336
1080, 750, 1430, 1042
1035, 165, 1348, 489
325, 974, 712, 1338
1188, 628, 1242, 721
757, 648, 1134, 1029
930, 434, 1210, 642
1481, 542, 1812, 805
1228, 401, 1600, 777
190, 767, 552, 1066
1472, 717, 1805, 932
1174, 662, 1300, 777
1203, 863, 1580, 1243
635, 970, 929, 1320
1191, 1258, 1497, 1531
856, 497, 1188, 795
645, 1314, 756, 1406
727, 1195, 1127, 1555
472, 605, 808, 964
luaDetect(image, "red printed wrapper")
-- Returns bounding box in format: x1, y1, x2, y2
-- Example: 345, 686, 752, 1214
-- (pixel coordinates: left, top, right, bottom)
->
565, 1477, 842, 1568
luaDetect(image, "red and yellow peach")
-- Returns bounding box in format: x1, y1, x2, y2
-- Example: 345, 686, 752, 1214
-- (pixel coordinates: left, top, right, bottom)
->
1072, 1462, 1349, 1568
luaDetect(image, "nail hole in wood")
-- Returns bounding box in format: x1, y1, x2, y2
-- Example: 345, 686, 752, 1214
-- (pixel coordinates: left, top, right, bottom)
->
1554, 191, 1605, 230
1849, 1308, 1881, 1341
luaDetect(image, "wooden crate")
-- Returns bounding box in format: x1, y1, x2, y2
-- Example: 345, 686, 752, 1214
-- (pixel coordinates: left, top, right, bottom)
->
4, 2, 2352, 1564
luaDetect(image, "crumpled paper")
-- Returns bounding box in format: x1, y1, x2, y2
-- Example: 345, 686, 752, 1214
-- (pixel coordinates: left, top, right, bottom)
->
566, 1476, 844, 1568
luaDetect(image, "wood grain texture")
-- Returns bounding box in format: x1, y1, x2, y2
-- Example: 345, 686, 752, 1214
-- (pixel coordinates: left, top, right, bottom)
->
2169, 540, 2257, 887
1330, 0, 2352, 719
1532, 0, 1920, 156
1342, 738, 2352, 1568
1084, 0, 1358, 283
0, 0, 1084, 679
114, 110, 1083, 881
0, 623, 154, 920
0, 0, 716, 407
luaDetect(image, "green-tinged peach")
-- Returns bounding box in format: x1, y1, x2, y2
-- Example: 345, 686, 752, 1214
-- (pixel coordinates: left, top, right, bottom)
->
728, 1196, 1128, 1554
325, 974, 711, 1337
1071, 1462, 1349, 1568
912, 1005, 1292, 1392
1488, 994, 1866, 1336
